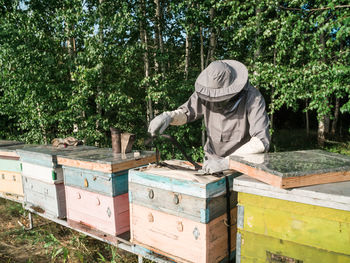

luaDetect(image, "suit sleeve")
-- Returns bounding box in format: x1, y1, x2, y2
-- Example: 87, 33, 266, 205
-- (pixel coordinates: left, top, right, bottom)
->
246, 86, 270, 151
178, 92, 204, 123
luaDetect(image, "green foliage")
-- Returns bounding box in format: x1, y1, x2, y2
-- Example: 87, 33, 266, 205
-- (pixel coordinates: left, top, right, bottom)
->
0, 0, 349, 159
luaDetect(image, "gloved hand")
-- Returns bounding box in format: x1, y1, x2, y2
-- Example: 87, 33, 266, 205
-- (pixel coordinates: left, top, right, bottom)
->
203, 156, 229, 174
148, 112, 172, 136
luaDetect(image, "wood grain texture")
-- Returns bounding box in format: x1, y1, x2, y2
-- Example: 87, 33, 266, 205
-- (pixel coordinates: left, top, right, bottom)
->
234, 175, 350, 211
129, 163, 238, 199
0, 159, 22, 172
238, 230, 350, 263
63, 166, 128, 196
229, 150, 350, 189
23, 176, 66, 218
65, 186, 129, 236
0, 170, 24, 196
130, 203, 236, 263
129, 182, 236, 223
238, 192, 350, 255
58, 155, 156, 173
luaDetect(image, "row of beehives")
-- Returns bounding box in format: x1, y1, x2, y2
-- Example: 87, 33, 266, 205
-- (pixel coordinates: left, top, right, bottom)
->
0, 141, 236, 263
2, 140, 350, 263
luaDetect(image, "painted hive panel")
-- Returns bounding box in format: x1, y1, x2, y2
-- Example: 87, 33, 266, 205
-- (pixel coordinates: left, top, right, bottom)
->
22, 162, 63, 183
57, 149, 157, 173
229, 149, 350, 188
17, 145, 97, 167
65, 186, 129, 236
63, 166, 128, 196
0, 159, 21, 172
0, 170, 24, 196
130, 204, 236, 263
237, 230, 350, 263
23, 176, 66, 218
237, 192, 350, 256
129, 160, 240, 223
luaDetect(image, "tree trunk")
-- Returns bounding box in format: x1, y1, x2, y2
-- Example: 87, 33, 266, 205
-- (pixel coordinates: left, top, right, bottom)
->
305, 99, 310, 136
200, 24, 205, 148
154, 0, 164, 76
140, 0, 153, 124
205, 7, 216, 67
184, 27, 191, 80
331, 97, 340, 136
317, 32, 328, 146
318, 116, 325, 147
254, 7, 261, 61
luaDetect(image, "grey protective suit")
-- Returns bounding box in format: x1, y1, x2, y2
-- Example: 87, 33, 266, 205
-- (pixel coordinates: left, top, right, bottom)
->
178, 83, 270, 158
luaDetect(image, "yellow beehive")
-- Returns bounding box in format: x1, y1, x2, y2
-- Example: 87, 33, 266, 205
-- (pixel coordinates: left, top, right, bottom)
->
234, 175, 350, 263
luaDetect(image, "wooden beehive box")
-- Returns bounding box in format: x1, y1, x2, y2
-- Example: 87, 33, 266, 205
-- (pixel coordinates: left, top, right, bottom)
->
17, 145, 97, 219
57, 148, 157, 236
0, 144, 29, 202
229, 150, 350, 188
129, 160, 240, 263
234, 174, 350, 263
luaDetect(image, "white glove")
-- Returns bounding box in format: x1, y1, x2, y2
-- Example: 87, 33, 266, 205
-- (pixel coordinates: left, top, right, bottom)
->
169, 109, 187, 126
148, 112, 172, 136
231, 137, 265, 156
203, 157, 229, 174
148, 109, 187, 137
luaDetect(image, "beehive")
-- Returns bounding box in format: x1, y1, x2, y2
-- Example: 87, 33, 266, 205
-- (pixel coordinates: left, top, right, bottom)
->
17, 145, 96, 219
57, 148, 156, 236
129, 160, 239, 263
0, 143, 26, 202
234, 174, 350, 263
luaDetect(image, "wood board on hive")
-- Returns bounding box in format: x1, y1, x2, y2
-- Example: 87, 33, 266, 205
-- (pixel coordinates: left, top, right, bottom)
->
17, 145, 97, 167
0, 140, 24, 148
57, 148, 157, 173
229, 150, 350, 189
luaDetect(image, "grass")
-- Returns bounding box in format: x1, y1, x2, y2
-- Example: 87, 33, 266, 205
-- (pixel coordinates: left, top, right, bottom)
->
0, 198, 140, 263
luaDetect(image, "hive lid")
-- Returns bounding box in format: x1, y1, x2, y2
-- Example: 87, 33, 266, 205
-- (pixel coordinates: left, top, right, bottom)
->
0, 140, 24, 147
233, 174, 350, 211
57, 148, 157, 173
229, 150, 350, 189
129, 160, 240, 198
17, 145, 98, 166
0, 144, 35, 159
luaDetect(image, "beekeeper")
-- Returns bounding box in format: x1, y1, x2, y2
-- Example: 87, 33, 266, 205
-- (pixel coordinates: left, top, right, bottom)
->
148, 60, 270, 174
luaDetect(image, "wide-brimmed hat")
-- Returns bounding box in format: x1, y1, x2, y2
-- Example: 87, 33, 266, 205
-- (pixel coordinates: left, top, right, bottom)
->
195, 60, 248, 102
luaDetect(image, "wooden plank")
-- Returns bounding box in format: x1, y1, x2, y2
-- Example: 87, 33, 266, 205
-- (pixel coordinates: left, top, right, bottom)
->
238, 230, 350, 263
229, 150, 350, 189
0, 191, 24, 203
238, 193, 350, 255
130, 203, 236, 263
58, 153, 156, 173
129, 182, 236, 223
65, 186, 129, 236
63, 166, 128, 196
0, 159, 21, 172
23, 177, 66, 218
0, 170, 24, 196
0, 140, 24, 147
233, 175, 350, 211
129, 164, 238, 199
22, 162, 63, 183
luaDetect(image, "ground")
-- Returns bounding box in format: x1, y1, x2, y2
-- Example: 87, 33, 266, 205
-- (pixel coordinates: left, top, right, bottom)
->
0, 198, 139, 263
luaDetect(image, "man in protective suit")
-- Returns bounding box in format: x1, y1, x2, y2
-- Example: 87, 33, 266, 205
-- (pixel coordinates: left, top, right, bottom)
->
148, 60, 270, 174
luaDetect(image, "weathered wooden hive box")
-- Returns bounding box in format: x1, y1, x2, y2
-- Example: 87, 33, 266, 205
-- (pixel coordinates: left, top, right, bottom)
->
234, 173, 350, 261
17, 145, 96, 219
129, 160, 240, 263
0, 141, 25, 202
57, 148, 156, 236
229, 149, 350, 188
